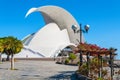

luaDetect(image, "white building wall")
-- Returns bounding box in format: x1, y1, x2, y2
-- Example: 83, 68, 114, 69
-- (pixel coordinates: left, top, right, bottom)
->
28, 23, 71, 57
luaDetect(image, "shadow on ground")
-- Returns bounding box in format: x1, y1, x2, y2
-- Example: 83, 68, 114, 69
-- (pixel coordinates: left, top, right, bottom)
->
46, 71, 77, 80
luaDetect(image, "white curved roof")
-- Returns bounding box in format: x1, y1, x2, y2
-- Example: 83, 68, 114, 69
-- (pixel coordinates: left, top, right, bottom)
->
15, 6, 83, 58
26, 5, 83, 44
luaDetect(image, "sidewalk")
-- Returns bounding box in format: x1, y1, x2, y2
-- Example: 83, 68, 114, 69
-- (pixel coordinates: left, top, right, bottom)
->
0, 60, 78, 80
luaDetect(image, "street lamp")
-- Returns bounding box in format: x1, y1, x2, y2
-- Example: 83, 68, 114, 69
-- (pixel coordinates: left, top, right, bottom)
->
79, 24, 90, 43
72, 24, 90, 66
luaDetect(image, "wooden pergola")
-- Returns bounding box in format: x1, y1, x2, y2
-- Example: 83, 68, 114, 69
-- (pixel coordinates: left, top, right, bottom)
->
75, 43, 117, 80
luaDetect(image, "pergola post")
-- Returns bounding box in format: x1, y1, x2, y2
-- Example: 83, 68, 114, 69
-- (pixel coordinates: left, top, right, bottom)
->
100, 55, 103, 78
86, 52, 90, 76
79, 50, 83, 66
98, 54, 101, 78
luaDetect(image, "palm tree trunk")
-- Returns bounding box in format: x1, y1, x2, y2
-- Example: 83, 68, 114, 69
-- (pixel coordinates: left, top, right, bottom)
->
6, 54, 10, 61
5, 50, 10, 61
11, 53, 14, 70
0, 53, 2, 62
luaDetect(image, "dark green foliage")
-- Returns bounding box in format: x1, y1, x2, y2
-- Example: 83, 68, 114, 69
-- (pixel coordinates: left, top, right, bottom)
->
65, 58, 70, 64
0, 36, 23, 69
69, 53, 77, 61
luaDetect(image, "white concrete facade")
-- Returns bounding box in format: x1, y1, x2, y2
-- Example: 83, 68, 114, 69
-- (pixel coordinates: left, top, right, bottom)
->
14, 5, 83, 58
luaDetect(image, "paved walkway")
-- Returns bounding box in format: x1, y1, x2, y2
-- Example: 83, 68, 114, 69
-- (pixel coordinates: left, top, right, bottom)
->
0, 60, 78, 80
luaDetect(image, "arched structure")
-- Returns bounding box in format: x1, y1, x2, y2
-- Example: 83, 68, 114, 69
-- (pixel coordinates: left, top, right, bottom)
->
15, 5, 84, 58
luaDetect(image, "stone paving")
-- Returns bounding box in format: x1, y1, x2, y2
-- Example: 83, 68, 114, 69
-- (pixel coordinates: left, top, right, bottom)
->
0, 60, 120, 80
0, 60, 78, 80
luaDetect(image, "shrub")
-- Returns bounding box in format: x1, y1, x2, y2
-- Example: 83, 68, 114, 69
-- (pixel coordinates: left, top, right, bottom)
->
65, 58, 70, 64
97, 77, 104, 80
77, 61, 80, 65
78, 63, 88, 76
69, 53, 76, 62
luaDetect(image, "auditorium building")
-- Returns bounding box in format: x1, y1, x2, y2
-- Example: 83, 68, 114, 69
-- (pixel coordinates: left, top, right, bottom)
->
15, 5, 83, 58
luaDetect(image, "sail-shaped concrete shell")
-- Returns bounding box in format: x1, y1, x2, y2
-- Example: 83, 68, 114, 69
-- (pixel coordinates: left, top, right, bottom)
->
15, 6, 83, 58
25, 6, 83, 44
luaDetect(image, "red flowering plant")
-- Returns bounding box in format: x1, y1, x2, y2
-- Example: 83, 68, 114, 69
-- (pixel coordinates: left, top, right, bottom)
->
75, 43, 117, 79
99, 48, 109, 55
75, 43, 109, 56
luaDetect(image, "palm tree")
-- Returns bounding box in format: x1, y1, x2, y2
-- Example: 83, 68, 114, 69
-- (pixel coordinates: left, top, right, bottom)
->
4, 37, 12, 61
109, 47, 117, 65
109, 47, 117, 80
10, 38, 23, 70
109, 47, 117, 53
5, 36, 23, 69
0, 38, 5, 62
0, 36, 23, 69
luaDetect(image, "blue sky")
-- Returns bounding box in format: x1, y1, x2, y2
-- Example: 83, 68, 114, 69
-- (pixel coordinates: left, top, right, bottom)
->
0, 0, 120, 59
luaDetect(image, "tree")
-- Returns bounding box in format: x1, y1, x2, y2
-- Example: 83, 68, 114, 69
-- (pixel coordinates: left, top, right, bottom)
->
8, 36, 23, 70
0, 38, 5, 62
109, 47, 117, 53
109, 47, 117, 80
0, 36, 23, 69
1, 37, 12, 61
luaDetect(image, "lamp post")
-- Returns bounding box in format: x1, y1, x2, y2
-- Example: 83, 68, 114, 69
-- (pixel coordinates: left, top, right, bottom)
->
79, 24, 90, 42
72, 24, 90, 66
79, 24, 90, 66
